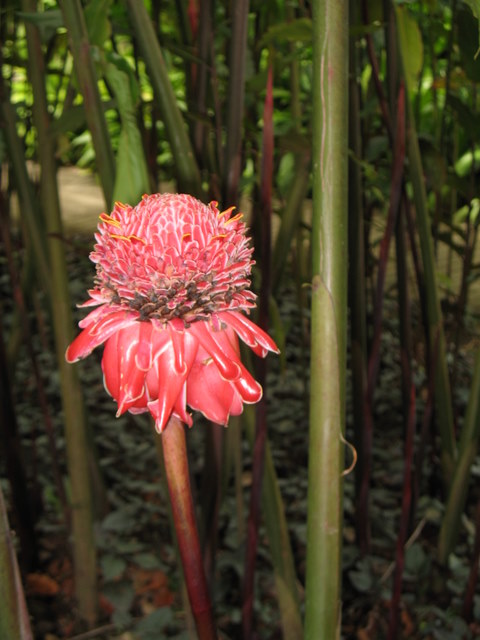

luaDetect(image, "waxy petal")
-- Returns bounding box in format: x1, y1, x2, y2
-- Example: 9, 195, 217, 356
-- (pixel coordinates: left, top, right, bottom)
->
220, 311, 279, 357
66, 310, 138, 362
146, 330, 199, 432
102, 325, 151, 414
187, 356, 240, 425
206, 327, 263, 402
187, 321, 241, 380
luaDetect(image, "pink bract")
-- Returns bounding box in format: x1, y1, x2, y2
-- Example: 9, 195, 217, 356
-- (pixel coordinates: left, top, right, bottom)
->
66, 193, 279, 432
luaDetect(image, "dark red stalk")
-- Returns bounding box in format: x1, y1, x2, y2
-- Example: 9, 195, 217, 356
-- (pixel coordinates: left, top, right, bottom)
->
0, 309, 38, 573
192, 0, 212, 164
361, 0, 393, 145
412, 331, 438, 522
387, 384, 416, 640
358, 86, 405, 552
161, 416, 216, 639
242, 64, 273, 640
462, 499, 480, 621
223, 0, 250, 204
0, 204, 69, 530
396, 211, 413, 419
200, 425, 222, 586
366, 83, 405, 397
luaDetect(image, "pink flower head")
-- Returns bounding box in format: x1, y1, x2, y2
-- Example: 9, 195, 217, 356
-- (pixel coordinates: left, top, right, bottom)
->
66, 193, 279, 432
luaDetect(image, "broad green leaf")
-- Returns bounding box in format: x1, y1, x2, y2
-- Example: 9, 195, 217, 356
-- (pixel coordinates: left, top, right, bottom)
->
462, 0, 480, 57
0, 488, 33, 640
100, 554, 127, 581
454, 148, 480, 177
85, 0, 112, 48
395, 5, 424, 95
103, 55, 150, 204
457, 7, 480, 80
448, 94, 480, 138
133, 552, 162, 569
259, 18, 312, 48
134, 607, 173, 639
17, 10, 63, 43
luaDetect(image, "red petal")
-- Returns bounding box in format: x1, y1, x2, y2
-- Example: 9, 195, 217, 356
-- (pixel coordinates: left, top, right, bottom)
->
220, 311, 279, 357
66, 310, 138, 362
187, 321, 241, 380
146, 329, 198, 432
208, 328, 263, 403
233, 374, 262, 404
102, 325, 151, 414
186, 351, 239, 425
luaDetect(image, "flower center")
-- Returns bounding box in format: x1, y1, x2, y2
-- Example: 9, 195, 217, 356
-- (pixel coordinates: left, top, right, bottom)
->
92, 194, 256, 324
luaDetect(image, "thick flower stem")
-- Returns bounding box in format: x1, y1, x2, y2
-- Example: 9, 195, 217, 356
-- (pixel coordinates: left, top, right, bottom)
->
161, 416, 217, 639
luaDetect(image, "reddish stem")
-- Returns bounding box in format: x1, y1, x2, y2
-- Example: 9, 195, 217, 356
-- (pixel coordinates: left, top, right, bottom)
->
161, 416, 217, 639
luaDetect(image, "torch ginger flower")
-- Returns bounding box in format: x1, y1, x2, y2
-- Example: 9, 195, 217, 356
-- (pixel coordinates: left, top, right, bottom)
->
66, 193, 279, 432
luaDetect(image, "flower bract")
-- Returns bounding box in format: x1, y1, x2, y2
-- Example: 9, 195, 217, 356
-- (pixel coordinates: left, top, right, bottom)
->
66, 193, 279, 432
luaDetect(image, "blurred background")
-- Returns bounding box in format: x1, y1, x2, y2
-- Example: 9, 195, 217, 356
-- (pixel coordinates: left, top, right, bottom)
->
2, 0, 480, 638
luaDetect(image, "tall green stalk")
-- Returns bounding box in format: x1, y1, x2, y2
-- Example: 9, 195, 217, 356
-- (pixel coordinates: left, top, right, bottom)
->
22, 3, 97, 625
59, 0, 115, 208
348, 0, 368, 551
126, 0, 202, 197
0, 485, 33, 640
438, 346, 480, 563
242, 405, 302, 638
305, 1, 348, 637
0, 95, 51, 296
223, 0, 250, 204
396, 5, 456, 481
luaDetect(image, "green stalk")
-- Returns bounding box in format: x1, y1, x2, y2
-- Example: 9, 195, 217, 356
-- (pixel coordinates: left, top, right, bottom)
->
59, 0, 115, 208
272, 153, 311, 293
396, 4, 456, 481
348, 0, 368, 550
125, 0, 202, 197
306, 0, 348, 637
438, 346, 480, 563
22, 3, 97, 625
242, 405, 302, 638
0, 485, 33, 640
396, 10, 456, 479
0, 93, 51, 296
161, 416, 216, 639
223, 0, 249, 204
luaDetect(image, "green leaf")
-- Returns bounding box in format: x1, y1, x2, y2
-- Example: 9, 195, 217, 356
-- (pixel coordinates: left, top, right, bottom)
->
395, 5, 424, 95
133, 552, 162, 570
102, 580, 135, 616
134, 608, 174, 639
103, 54, 150, 204
259, 18, 312, 48
448, 94, 480, 138
457, 6, 480, 80
85, 0, 112, 48
101, 554, 127, 581
462, 0, 480, 57
17, 10, 63, 43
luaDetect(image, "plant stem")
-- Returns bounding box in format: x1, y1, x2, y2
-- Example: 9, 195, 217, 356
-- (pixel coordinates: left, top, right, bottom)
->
242, 64, 273, 639
0, 484, 33, 640
22, 2, 97, 625
438, 345, 480, 563
161, 416, 216, 639
126, 0, 202, 197
59, 0, 115, 208
348, 0, 368, 551
306, 0, 348, 637
223, 0, 250, 204
396, 3, 456, 483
